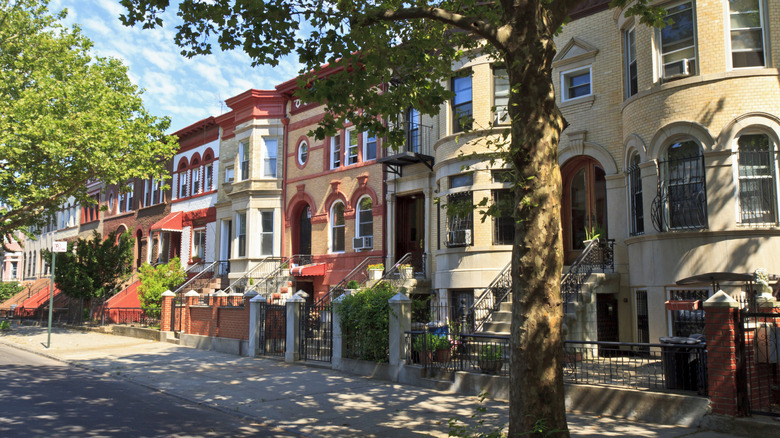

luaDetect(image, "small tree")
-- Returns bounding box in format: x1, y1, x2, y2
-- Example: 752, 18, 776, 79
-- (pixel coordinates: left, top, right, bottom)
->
137, 258, 186, 309
335, 282, 397, 362
44, 229, 134, 322
0, 281, 24, 303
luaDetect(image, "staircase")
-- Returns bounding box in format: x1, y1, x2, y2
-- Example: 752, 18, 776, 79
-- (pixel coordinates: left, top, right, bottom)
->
0, 278, 50, 309
224, 256, 290, 298
171, 260, 230, 297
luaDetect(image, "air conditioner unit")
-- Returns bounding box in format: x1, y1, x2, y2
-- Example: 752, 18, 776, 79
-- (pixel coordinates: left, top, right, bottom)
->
353, 236, 373, 250
446, 229, 472, 247
663, 58, 691, 79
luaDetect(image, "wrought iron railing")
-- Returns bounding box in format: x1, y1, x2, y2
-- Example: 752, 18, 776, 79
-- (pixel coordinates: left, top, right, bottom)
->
652, 155, 707, 231
105, 307, 161, 327
314, 255, 385, 306
368, 252, 414, 291
224, 256, 284, 296
405, 331, 509, 376
171, 260, 222, 296
383, 121, 433, 157
466, 262, 511, 333
561, 238, 615, 313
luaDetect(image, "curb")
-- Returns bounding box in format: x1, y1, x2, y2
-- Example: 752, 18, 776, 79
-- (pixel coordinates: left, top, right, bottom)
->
0, 338, 318, 438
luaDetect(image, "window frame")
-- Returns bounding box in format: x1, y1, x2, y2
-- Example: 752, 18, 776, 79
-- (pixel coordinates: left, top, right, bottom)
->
192, 228, 206, 260
239, 141, 250, 181
727, 0, 767, 69
259, 209, 274, 256
658, 1, 697, 79
262, 137, 278, 178
363, 132, 377, 162
733, 132, 779, 225
492, 189, 514, 245
445, 191, 474, 247
624, 26, 638, 98
346, 128, 359, 165
656, 139, 708, 231
297, 140, 308, 166
330, 134, 341, 169
330, 201, 346, 253
236, 211, 247, 258
451, 72, 473, 133
356, 196, 373, 239
493, 66, 510, 124
628, 153, 644, 236
560, 65, 592, 101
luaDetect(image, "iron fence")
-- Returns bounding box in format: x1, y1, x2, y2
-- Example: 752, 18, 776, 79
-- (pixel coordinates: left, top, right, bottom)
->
405, 331, 509, 376
259, 303, 286, 357
299, 303, 332, 362
740, 311, 780, 416
105, 307, 161, 328
563, 340, 707, 395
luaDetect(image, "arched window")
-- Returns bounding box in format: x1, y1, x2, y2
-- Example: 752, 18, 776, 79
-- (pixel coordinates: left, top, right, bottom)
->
330, 202, 345, 253
191, 158, 201, 195
354, 196, 373, 251
735, 132, 777, 225
628, 153, 644, 236
298, 140, 308, 166
178, 161, 188, 198
655, 139, 706, 231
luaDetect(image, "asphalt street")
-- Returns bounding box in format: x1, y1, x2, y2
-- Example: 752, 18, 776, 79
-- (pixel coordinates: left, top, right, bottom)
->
0, 344, 302, 437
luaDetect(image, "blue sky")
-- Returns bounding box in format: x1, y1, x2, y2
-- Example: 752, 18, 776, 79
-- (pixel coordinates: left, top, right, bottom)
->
51, 0, 302, 133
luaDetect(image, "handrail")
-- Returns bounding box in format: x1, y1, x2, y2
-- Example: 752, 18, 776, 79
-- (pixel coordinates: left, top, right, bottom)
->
223, 256, 278, 294
468, 261, 512, 333
369, 252, 413, 291
313, 255, 385, 306
561, 238, 615, 312
172, 260, 219, 296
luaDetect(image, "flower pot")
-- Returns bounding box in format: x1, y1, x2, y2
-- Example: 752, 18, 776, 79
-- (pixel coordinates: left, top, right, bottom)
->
368, 269, 382, 281
401, 267, 413, 279
436, 348, 451, 363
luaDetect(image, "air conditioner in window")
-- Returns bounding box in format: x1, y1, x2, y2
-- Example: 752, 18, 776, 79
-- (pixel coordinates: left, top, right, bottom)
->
446, 229, 472, 247
353, 236, 373, 250
494, 110, 509, 124
663, 58, 691, 80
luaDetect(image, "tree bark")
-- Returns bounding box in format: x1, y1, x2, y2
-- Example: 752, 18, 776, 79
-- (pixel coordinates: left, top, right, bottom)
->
506, 9, 568, 438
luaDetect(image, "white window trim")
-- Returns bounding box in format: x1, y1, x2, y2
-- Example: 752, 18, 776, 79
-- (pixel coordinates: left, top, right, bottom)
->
330, 134, 341, 169
560, 65, 593, 102
730, 130, 780, 225
261, 137, 278, 178
345, 127, 359, 165
656, 0, 698, 81
239, 141, 250, 181
355, 196, 373, 239
725, 0, 768, 70
329, 201, 345, 253
362, 132, 377, 162
192, 228, 206, 260
258, 209, 274, 256
297, 140, 308, 166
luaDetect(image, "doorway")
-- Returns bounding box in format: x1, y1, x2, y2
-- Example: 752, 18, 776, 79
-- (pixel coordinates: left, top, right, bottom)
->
562, 157, 607, 264
298, 205, 312, 256
396, 194, 424, 268
596, 293, 619, 343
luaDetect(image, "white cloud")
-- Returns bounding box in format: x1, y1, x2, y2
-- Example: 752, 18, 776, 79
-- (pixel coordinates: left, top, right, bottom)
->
81, 17, 112, 36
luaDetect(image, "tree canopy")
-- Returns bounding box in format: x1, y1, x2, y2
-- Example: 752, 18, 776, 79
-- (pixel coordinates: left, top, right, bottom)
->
119, 0, 665, 435
0, 0, 178, 238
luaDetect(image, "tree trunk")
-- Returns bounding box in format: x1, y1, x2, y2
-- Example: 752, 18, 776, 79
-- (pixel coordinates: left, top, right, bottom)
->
506, 20, 569, 438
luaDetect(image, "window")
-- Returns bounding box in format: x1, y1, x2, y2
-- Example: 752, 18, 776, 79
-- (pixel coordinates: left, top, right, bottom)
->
152, 177, 162, 204
659, 1, 696, 78
346, 128, 359, 165
11, 261, 17, 279
449, 173, 473, 188
405, 107, 421, 153
624, 27, 638, 98
239, 141, 249, 180
655, 140, 707, 231
225, 166, 235, 183
119, 192, 126, 213
192, 166, 201, 195
330, 202, 345, 252
628, 154, 644, 235
451, 73, 473, 132
668, 289, 708, 337
445, 192, 473, 247
364, 133, 377, 161
179, 169, 188, 198
109, 194, 115, 213
204, 164, 213, 191
493, 190, 514, 245
143, 179, 151, 207
192, 229, 206, 260
126, 184, 134, 212
236, 212, 246, 257
729, 0, 766, 68
331, 134, 341, 169
736, 133, 777, 224
493, 67, 510, 123
298, 140, 308, 165
561, 67, 591, 101
263, 138, 277, 177
356, 197, 373, 238
259, 210, 274, 255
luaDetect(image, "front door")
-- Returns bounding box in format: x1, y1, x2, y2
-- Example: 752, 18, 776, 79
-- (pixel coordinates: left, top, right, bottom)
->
396, 194, 424, 268
299, 205, 312, 255
562, 157, 607, 264
596, 293, 620, 346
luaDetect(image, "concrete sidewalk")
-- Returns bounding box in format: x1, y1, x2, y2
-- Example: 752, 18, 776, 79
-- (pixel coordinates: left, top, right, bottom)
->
0, 326, 763, 437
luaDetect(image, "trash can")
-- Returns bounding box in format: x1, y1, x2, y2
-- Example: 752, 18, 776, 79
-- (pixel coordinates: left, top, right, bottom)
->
659, 335, 705, 391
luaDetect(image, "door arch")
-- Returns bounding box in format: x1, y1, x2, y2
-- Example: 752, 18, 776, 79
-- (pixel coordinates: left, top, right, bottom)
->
562, 156, 607, 264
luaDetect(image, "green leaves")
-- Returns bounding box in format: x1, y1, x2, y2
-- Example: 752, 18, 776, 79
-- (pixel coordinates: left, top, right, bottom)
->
0, 0, 177, 237
137, 257, 186, 308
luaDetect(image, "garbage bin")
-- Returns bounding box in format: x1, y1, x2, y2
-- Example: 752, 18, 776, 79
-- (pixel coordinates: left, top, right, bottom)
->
659, 335, 705, 391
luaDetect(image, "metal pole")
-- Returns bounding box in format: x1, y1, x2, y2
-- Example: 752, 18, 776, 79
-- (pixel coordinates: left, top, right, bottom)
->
46, 251, 56, 348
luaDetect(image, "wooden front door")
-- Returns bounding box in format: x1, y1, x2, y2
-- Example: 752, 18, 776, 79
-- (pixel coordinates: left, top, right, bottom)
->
298, 205, 311, 256
562, 157, 607, 264
395, 194, 424, 262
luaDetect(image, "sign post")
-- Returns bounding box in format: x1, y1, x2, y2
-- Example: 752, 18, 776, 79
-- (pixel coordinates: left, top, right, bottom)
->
47, 241, 67, 349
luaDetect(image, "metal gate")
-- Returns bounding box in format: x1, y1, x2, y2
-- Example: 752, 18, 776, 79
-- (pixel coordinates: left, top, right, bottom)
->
299, 303, 332, 362
740, 310, 780, 416
259, 303, 286, 357
170, 294, 184, 335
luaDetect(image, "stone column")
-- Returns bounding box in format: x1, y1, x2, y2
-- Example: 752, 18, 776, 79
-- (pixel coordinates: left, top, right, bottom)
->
388, 292, 412, 367
247, 291, 264, 357
639, 160, 657, 233
703, 290, 741, 416
160, 290, 174, 332
184, 290, 199, 335
286, 294, 304, 362
331, 294, 345, 371
212, 290, 227, 337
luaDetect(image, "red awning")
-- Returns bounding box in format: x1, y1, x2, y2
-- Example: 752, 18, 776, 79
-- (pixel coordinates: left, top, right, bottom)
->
150, 211, 183, 232
290, 263, 327, 277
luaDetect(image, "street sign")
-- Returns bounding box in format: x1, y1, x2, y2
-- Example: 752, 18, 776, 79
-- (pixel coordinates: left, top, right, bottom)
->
52, 241, 67, 252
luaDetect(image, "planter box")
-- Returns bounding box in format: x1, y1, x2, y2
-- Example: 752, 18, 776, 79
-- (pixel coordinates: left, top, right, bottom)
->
368, 269, 383, 281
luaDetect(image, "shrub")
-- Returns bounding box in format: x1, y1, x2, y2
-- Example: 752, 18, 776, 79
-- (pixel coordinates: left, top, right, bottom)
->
346, 280, 360, 289
413, 332, 439, 352
0, 281, 24, 303
335, 281, 396, 362
137, 258, 186, 309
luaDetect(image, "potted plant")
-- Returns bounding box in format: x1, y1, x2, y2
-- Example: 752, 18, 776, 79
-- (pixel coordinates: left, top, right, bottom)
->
434, 335, 452, 363
367, 263, 384, 281
344, 280, 360, 294
478, 344, 504, 374
399, 264, 413, 279
412, 332, 437, 364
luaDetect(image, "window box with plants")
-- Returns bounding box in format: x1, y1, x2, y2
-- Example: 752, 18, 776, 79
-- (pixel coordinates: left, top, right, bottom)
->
367, 263, 384, 281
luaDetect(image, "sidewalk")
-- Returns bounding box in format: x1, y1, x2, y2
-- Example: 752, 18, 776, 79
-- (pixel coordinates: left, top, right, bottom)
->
0, 326, 760, 437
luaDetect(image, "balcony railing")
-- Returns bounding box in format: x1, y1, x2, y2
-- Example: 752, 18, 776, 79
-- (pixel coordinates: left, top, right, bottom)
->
378, 121, 434, 175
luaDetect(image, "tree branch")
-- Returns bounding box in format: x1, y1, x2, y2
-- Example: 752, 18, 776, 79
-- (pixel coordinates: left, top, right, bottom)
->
360, 6, 505, 52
